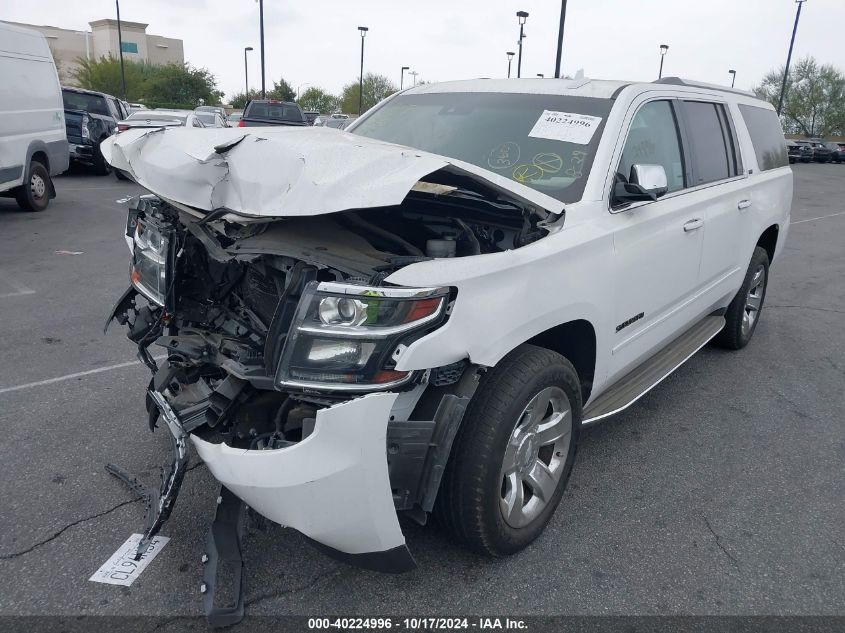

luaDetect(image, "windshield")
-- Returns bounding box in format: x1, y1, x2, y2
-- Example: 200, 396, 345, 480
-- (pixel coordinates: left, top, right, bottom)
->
62, 91, 109, 116
352, 92, 613, 203
196, 112, 217, 125
128, 112, 187, 123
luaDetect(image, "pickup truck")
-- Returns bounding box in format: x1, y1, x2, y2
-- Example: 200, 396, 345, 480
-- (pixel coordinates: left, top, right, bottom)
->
236, 99, 308, 127
62, 87, 127, 174
102, 76, 791, 623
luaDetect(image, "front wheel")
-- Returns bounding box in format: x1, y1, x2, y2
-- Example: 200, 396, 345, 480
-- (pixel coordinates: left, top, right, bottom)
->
713, 246, 770, 350
15, 160, 51, 212
436, 344, 581, 556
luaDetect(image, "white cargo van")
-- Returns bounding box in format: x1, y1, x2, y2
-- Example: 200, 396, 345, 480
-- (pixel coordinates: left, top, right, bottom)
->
0, 22, 68, 211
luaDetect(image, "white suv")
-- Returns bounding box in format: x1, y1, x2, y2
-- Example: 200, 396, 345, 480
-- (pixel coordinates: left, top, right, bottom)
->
102, 76, 790, 602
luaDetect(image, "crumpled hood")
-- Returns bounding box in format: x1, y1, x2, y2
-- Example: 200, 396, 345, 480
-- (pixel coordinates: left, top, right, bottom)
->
101, 126, 563, 218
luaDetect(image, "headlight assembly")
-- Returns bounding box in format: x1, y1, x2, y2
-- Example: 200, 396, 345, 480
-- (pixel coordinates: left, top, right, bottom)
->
130, 214, 172, 307
276, 282, 450, 392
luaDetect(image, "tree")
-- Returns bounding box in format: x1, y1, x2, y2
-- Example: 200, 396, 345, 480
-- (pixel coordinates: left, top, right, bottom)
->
339, 73, 397, 115
267, 77, 296, 102
754, 56, 845, 137
73, 56, 222, 106
298, 86, 338, 114
228, 89, 262, 109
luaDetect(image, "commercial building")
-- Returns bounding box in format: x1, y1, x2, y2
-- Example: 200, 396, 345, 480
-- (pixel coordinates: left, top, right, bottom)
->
2, 19, 184, 86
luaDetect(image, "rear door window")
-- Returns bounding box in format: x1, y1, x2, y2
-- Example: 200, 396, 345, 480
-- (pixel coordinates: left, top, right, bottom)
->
680, 101, 738, 185
738, 104, 788, 171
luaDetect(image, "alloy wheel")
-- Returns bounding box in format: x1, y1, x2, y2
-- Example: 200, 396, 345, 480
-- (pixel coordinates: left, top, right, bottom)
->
742, 264, 766, 337
499, 386, 572, 529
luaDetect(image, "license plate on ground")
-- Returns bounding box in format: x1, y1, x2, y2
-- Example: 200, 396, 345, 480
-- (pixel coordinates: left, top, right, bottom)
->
89, 534, 170, 586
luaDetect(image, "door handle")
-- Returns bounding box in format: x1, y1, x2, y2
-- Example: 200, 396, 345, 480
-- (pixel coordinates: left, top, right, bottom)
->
738, 199, 752, 210
683, 218, 704, 232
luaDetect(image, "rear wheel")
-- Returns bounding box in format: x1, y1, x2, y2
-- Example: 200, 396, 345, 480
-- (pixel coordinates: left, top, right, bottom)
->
436, 344, 581, 556
15, 160, 51, 212
713, 246, 769, 350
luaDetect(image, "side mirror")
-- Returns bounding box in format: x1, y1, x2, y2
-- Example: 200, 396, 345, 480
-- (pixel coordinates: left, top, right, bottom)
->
612, 164, 669, 206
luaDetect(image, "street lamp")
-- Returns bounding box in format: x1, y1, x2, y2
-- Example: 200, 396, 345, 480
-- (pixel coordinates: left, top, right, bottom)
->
516, 11, 529, 78
401, 66, 409, 90
297, 83, 311, 100
554, 0, 568, 78
728, 69, 736, 88
506, 51, 515, 78
658, 43, 669, 79
778, 0, 808, 115
358, 26, 368, 116
244, 47, 253, 96
409, 70, 419, 86
115, 0, 126, 99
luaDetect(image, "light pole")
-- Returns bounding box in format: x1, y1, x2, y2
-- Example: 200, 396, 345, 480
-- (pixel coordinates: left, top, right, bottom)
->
777, 0, 808, 116
115, 0, 126, 99
516, 11, 528, 78
258, 0, 266, 97
658, 43, 669, 79
728, 69, 736, 88
506, 51, 515, 78
358, 26, 368, 115
244, 47, 253, 96
297, 83, 311, 100
401, 66, 409, 90
554, 0, 568, 78
409, 70, 419, 86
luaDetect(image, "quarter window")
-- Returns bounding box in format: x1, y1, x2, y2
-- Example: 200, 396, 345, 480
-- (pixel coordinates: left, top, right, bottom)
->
681, 101, 737, 185
618, 100, 685, 193
738, 104, 788, 171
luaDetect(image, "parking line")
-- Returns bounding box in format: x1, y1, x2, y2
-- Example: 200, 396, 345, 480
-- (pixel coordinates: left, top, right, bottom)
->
791, 211, 845, 225
0, 356, 164, 395
0, 278, 35, 299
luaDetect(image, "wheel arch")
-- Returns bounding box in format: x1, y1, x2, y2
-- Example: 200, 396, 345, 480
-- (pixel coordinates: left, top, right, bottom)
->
757, 224, 779, 263
525, 319, 597, 403
25, 140, 51, 172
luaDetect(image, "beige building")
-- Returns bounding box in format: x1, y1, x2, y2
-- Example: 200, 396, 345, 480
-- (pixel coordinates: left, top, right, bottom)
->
3, 19, 184, 86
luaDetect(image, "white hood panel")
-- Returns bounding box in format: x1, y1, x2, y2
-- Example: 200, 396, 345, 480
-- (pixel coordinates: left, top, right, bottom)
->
101, 126, 563, 218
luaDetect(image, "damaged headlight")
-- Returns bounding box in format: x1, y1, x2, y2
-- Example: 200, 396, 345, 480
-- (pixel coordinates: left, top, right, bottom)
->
276, 282, 449, 391
130, 214, 172, 307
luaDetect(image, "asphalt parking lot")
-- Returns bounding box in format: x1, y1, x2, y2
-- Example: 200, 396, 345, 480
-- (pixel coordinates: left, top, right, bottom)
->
0, 164, 843, 620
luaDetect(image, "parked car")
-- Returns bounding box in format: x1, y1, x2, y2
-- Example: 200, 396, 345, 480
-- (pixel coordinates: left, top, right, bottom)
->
303, 110, 320, 125
127, 102, 148, 114
62, 86, 127, 174
808, 139, 833, 163
237, 99, 307, 127
824, 141, 845, 163
787, 140, 803, 164
195, 105, 228, 124
193, 111, 227, 128
0, 22, 68, 211
790, 140, 813, 163
101, 76, 791, 617
227, 112, 243, 127
116, 110, 206, 133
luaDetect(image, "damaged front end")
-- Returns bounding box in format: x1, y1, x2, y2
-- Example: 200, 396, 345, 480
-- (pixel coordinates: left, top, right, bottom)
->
101, 127, 562, 619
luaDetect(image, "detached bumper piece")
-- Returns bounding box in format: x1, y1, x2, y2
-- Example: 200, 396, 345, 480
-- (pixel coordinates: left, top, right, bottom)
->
107, 389, 189, 560
202, 486, 246, 628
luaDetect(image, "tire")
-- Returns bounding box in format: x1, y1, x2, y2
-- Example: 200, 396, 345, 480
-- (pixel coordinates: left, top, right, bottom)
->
92, 141, 111, 175
114, 169, 128, 181
713, 246, 770, 350
14, 160, 51, 212
435, 344, 581, 556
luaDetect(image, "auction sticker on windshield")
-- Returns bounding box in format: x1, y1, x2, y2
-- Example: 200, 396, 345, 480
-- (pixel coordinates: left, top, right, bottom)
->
528, 111, 602, 145
89, 534, 170, 586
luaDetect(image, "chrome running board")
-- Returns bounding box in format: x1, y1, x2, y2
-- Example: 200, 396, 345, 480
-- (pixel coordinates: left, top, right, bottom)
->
582, 315, 725, 425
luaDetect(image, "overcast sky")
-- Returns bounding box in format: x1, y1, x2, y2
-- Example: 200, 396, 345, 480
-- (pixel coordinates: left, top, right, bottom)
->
7, 0, 844, 100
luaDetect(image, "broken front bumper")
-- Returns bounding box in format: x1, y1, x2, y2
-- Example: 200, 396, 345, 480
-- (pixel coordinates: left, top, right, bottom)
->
191, 391, 416, 573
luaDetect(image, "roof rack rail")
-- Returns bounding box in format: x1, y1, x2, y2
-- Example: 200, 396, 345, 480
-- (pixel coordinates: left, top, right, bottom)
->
653, 77, 756, 97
